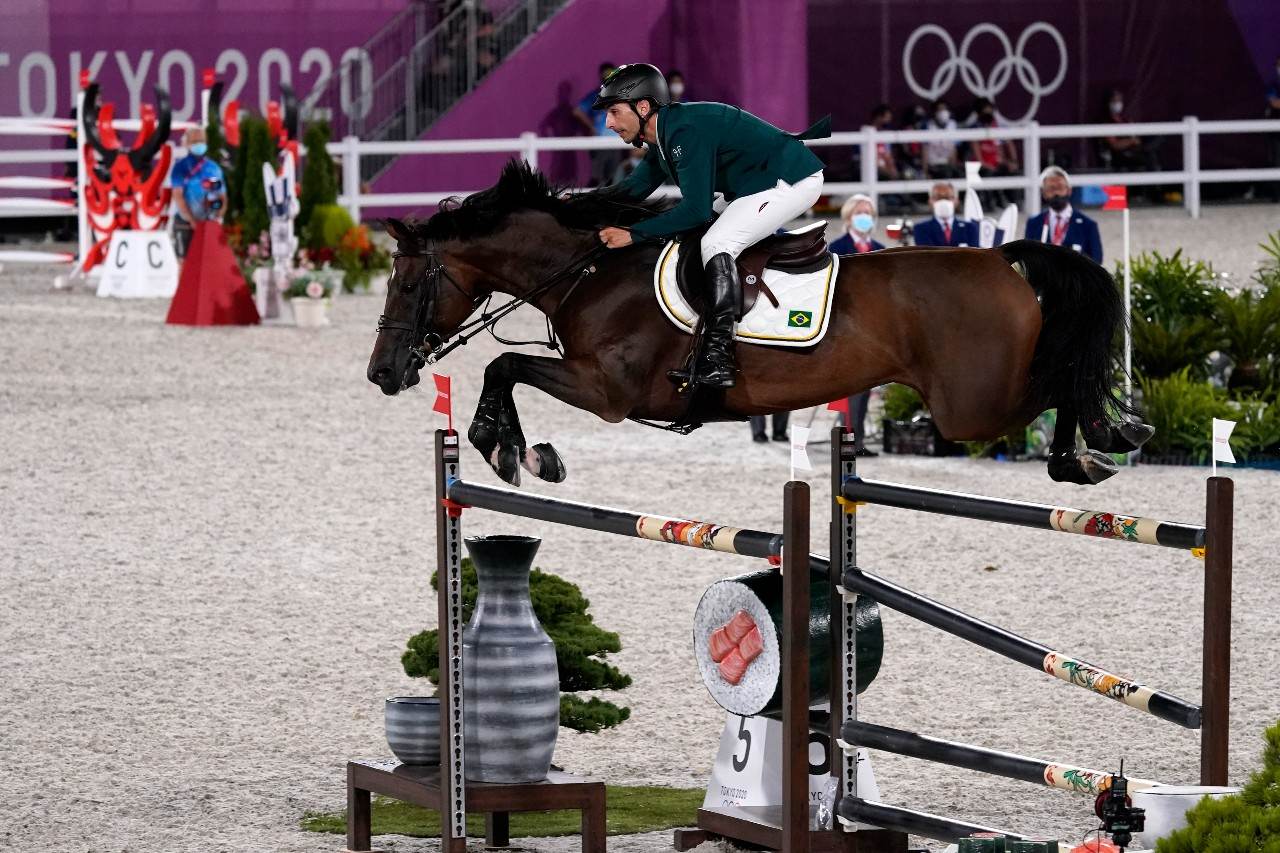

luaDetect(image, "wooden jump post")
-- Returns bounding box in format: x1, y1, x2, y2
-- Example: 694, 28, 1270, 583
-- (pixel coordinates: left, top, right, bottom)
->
832, 428, 1235, 800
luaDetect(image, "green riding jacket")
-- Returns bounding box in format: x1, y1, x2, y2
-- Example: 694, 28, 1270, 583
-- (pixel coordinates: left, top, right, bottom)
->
617, 101, 830, 240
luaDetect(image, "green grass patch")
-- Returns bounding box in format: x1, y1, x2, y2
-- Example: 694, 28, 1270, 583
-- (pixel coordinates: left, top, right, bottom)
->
301, 785, 703, 838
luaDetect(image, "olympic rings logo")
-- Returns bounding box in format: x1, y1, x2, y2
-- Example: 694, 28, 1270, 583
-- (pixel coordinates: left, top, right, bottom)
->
902, 22, 1069, 123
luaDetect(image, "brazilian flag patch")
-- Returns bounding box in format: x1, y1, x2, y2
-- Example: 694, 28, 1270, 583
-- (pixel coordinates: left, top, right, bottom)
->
787, 310, 813, 328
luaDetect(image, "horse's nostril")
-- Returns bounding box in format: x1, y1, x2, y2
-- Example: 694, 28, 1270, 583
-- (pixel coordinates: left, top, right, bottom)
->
370, 367, 392, 386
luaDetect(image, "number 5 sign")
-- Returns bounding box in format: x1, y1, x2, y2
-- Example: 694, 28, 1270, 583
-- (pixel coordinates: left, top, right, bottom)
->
704, 712, 879, 812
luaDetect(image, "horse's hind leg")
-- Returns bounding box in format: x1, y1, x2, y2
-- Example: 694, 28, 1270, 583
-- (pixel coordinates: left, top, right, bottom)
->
1081, 416, 1156, 454
1047, 404, 1118, 485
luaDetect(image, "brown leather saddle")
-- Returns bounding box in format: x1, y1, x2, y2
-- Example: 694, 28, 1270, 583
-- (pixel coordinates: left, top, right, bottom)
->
674, 222, 830, 319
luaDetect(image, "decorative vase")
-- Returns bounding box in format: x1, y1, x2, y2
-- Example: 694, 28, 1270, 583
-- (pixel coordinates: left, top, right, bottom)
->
290, 297, 329, 328
384, 697, 440, 765
461, 535, 559, 783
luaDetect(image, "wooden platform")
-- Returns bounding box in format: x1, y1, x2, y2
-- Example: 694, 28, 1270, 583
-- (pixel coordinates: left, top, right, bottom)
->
345, 758, 606, 853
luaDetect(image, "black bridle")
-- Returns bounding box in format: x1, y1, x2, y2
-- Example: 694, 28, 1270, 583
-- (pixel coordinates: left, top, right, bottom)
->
376, 241, 607, 369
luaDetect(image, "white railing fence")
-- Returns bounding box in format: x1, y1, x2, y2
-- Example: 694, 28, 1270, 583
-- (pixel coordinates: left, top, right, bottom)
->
326, 117, 1280, 222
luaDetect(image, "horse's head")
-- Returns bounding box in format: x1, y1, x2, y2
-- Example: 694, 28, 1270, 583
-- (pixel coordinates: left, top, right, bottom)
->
366, 218, 490, 395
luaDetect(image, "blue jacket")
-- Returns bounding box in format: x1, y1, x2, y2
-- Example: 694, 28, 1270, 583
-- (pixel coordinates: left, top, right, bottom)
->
1025, 209, 1103, 263
829, 233, 885, 254
912, 217, 980, 247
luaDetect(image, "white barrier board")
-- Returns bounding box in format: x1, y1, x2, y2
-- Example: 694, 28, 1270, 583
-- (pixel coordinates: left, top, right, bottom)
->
96, 230, 179, 299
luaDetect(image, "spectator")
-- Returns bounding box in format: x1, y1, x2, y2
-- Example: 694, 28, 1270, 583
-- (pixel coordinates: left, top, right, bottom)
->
666, 69, 687, 103
829, 194, 884, 255
967, 100, 1019, 208
573, 62, 621, 186
1266, 56, 1280, 201
912, 181, 978, 247
611, 145, 646, 185
169, 127, 225, 259
749, 412, 789, 443
1024, 166, 1103, 263
923, 98, 960, 178
897, 103, 928, 176
1100, 88, 1160, 173
869, 104, 899, 180
829, 194, 883, 457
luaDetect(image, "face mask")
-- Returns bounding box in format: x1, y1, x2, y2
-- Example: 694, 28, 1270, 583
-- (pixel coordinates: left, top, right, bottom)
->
932, 199, 954, 220
935, 109, 950, 124
1045, 194, 1070, 211
1110, 101, 1123, 115
190, 142, 207, 157
669, 82, 685, 98
851, 213, 875, 233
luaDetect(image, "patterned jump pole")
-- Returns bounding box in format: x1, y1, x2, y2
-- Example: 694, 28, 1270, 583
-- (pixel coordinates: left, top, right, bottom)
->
841, 564, 1202, 728
446, 478, 784, 560
841, 720, 1162, 797
842, 477, 1205, 551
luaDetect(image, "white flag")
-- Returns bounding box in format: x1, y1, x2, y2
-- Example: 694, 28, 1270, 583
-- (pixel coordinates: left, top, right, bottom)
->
790, 425, 811, 476
1212, 418, 1236, 464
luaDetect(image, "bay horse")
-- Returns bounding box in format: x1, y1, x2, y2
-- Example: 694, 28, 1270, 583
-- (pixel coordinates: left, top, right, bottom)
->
367, 161, 1150, 487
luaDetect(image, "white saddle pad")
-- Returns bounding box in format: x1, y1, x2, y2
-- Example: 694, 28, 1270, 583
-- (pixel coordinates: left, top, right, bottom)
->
653, 238, 840, 348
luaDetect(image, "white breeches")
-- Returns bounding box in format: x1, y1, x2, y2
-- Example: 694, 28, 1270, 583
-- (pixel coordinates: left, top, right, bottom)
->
700, 171, 824, 265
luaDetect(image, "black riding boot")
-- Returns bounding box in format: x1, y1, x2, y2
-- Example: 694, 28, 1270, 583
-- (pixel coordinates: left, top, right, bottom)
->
696, 253, 741, 388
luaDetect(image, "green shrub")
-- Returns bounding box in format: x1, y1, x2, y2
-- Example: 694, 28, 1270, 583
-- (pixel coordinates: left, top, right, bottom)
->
1138, 368, 1233, 459
227, 115, 273, 244
298, 121, 338, 232
1230, 395, 1280, 460
402, 560, 632, 735
1156, 718, 1280, 853
1125, 249, 1218, 327
1212, 287, 1280, 392
304, 203, 356, 251
1130, 313, 1220, 380
882, 384, 924, 421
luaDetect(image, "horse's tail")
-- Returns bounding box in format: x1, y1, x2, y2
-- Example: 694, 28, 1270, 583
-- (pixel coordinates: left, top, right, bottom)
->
998, 239, 1135, 426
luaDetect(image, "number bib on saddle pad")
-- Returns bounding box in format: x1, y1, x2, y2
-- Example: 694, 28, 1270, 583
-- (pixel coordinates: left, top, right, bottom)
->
653, 240, 840, 347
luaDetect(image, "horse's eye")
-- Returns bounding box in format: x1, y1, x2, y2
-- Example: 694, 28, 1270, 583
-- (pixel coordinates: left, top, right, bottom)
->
401, 279, 417, 293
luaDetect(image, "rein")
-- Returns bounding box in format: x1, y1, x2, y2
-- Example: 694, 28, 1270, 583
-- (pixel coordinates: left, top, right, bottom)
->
377, 243, 607, 368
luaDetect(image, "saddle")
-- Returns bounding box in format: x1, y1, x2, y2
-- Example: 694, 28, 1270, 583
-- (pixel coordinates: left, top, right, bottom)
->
675, 221, 830, 319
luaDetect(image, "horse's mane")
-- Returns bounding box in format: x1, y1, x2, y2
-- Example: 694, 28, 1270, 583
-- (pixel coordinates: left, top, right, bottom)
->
411, 159, 671, 243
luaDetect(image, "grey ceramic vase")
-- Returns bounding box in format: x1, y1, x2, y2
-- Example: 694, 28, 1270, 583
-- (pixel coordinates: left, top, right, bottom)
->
462, 535, 560, 782
384, 697, 440, 765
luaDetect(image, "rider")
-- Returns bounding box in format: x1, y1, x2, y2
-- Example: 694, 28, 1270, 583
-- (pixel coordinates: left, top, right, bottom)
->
593, 63, 830, 389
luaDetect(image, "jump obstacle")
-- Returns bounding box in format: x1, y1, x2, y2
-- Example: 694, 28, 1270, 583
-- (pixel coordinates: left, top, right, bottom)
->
427, 427, 1233, 850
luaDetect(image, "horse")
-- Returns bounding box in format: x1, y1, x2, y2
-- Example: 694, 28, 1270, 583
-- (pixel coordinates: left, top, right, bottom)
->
367, 160, 1151, 487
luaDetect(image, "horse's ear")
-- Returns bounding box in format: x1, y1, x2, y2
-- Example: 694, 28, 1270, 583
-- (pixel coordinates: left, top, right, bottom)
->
382, 217, 410, 243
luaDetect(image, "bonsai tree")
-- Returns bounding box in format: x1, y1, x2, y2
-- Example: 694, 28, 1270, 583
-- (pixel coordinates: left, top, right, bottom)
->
403, 560, 632, 733
298, 121, 338, 233
1156, 718, 1280, 852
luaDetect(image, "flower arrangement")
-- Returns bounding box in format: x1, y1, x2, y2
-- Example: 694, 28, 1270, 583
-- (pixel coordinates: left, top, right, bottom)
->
285, 272, 334, 300
335, 224, 392, 290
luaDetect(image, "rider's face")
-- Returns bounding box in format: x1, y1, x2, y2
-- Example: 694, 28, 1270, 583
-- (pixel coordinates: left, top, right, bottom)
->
605, 103, 643, 143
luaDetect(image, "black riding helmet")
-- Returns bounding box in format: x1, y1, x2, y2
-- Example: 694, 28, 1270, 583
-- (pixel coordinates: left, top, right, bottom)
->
592, 63, 669, 147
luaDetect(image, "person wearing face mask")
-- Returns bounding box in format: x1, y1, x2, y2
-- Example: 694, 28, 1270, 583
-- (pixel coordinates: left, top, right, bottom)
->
1024, 166, 1102, 264
923, 98, 960, 178
666, 70, 687, 103
829, 194, 884, 255
169, 127, 226, 259
911, 182, 978, 247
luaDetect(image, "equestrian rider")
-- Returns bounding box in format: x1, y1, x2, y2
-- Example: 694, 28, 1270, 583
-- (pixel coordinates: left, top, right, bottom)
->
593, 63, 830, 389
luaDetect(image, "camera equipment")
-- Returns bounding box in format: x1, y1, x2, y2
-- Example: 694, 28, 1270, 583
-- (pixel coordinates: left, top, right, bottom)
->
1095, 759, 1145, 851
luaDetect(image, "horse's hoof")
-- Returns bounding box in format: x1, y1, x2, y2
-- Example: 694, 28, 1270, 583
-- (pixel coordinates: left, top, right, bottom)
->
1048, 449, 1118, 485
489, 445, 521, 486
1111, 421, 1155, 452
521, 442, 567, 483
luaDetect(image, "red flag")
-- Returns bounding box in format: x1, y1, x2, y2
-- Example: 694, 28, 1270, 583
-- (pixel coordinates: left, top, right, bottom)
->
432, 374, 452, 432
1101, 185, 1128, 210
826, 398, 850, 417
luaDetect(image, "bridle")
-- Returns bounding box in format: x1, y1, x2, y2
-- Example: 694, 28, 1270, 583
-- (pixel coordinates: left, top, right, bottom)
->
376, 240, 607, 368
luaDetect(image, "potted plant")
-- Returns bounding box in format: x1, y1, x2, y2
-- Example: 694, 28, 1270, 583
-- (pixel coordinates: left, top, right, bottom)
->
285, 272, 333, 328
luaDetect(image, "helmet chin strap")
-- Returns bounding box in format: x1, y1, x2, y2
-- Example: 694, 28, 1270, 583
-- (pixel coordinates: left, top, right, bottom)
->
628, 101, 657, 149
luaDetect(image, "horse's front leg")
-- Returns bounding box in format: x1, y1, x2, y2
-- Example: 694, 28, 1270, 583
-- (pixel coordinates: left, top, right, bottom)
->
467, 352, 627, 485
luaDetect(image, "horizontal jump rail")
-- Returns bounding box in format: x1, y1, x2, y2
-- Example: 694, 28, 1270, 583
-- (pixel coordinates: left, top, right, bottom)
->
840, 566, 1202, 729
0, 176, 75, 190
446, 478, 782, 560
0, 250, 76, 264
842, 477, 1205, 551
838, 798, 1025, 843
840, 720, 1162, 797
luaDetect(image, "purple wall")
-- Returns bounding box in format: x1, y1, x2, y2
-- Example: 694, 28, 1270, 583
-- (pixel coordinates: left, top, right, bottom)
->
371, 0, 812, 208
